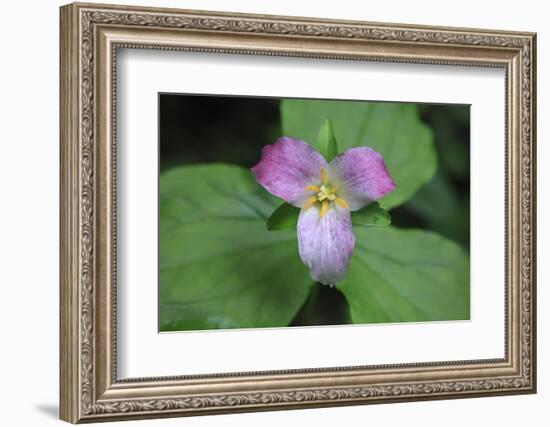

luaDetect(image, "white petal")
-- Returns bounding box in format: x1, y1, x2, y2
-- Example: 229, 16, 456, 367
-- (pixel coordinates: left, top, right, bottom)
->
297, 205, 355, 285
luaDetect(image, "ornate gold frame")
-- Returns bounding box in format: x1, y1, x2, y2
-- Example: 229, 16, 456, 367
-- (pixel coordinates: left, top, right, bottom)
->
60, 2, 537, 423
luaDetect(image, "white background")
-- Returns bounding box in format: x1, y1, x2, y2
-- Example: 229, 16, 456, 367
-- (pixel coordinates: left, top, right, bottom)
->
0, 0, 546, 426
118, 50, 504, 377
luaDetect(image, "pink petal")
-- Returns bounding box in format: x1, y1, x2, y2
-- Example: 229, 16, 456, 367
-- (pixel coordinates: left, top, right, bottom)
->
297, 206, 355, 285
251, 137, 327, 207
328, 147, 395, 211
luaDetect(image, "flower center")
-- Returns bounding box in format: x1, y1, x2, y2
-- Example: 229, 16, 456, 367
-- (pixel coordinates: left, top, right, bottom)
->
317, 184, 337, 202
303, 167, 350, 217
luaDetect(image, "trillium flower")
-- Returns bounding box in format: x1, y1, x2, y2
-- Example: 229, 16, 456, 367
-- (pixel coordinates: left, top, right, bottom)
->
252, 136, 395, 286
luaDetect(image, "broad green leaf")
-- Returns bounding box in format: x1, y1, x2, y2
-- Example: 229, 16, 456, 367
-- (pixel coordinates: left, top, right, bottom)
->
267, 203, 299, 231
159, 164, 312, 331
316, 119, 339, 162
281, 100, 436, 209
351, 202, 391, 227
339, 227, 469, 323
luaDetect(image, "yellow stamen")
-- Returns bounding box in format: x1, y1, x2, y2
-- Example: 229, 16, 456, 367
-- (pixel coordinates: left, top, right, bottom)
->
335, 197, 350, 209
319, 200, 329, 218
304, 168, 349, 218
320, 167, 328, 185
302, 195, 318, 210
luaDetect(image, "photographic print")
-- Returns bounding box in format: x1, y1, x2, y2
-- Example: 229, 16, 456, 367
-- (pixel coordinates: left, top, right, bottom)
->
159, 95, 470, 332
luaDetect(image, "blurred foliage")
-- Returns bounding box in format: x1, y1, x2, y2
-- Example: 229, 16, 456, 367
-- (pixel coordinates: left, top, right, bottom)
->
397, 105, 470, 248
159, 95, 280, 171
159, 95, 470, 331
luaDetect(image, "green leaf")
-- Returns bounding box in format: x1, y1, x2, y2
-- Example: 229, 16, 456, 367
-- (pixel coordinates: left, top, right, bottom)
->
267, 203, 299, 231
268, 201, 391, 232
159, 164, 312, 331
339, 227, 470, 323
316, 119, 339, 162
281, 100, 436, 209
351, 202, 391, 227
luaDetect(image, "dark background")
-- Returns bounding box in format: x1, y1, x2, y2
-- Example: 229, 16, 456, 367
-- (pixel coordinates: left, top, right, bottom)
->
159, 93, 470, 326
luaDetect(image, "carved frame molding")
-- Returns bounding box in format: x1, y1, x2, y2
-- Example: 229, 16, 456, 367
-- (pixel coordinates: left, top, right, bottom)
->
60, 2, 536, 423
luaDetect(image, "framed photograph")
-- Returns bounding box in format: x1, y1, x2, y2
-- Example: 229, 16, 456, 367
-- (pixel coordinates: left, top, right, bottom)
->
60, 2, 537, 423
